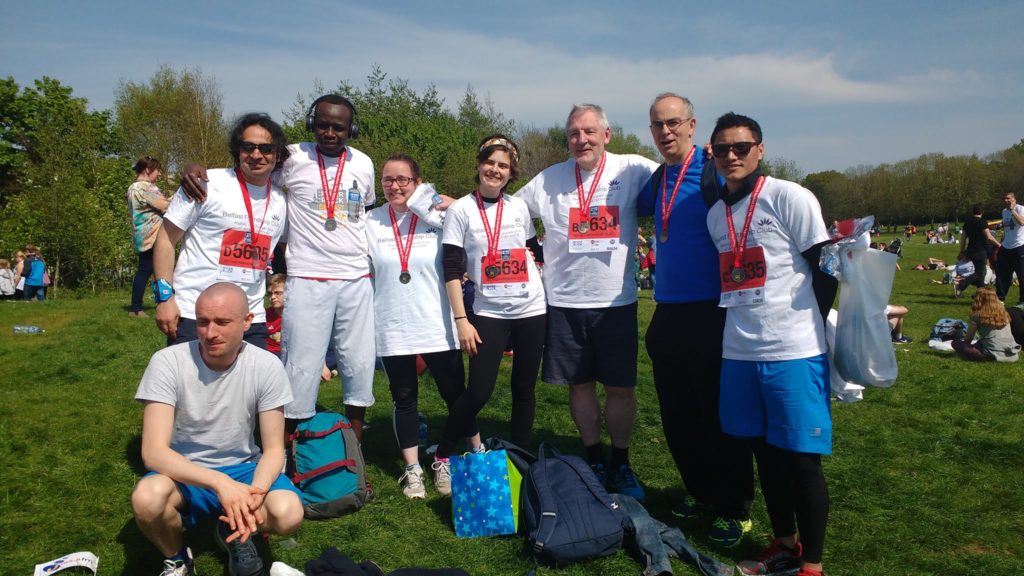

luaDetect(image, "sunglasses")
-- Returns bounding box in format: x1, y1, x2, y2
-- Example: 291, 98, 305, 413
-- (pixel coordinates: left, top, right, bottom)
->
239, 142, 276, 154
711, 141, 760, 158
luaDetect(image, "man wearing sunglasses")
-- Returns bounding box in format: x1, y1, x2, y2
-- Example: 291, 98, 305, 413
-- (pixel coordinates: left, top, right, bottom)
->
153, 113, 289, 350
704, 113, 837, 576
637, 93, 754, 548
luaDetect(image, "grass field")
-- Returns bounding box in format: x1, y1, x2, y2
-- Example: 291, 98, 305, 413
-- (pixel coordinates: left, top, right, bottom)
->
1, 239, 1022, 575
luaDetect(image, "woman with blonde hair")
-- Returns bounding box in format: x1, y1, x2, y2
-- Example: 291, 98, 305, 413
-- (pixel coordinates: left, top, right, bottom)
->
952, 287, 1020, 362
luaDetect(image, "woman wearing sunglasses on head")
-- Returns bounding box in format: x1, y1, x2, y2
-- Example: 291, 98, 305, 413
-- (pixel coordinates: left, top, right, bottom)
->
364, 154, 481, 499
430, 134, 546, 497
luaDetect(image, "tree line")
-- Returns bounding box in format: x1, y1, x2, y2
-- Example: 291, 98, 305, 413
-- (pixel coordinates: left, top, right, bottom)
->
1, 65, 1021, 290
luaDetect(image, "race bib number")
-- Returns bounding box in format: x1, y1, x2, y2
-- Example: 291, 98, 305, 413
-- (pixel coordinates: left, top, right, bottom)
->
569, 205, 620, 253
718, 246, 767, 307
480, 248, 530, 297
218, 229, 271, 283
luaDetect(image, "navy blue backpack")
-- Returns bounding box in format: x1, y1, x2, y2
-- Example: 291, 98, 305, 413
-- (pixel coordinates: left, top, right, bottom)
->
522, 444, 633, 566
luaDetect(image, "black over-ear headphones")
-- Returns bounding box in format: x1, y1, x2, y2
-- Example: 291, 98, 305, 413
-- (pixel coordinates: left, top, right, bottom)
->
305, 94, 360, 139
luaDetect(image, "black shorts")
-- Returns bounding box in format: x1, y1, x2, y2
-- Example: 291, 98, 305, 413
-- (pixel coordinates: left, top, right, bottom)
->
542, 302, 638, 388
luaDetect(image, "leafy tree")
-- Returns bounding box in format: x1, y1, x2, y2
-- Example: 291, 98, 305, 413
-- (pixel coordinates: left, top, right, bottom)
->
113, 65, 229, 185
0, 77, 131, 290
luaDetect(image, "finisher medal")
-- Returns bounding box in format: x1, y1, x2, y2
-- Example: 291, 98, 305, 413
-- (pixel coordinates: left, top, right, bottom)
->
324, 218, 338, 231
660, 230, 668, 243
730, 267, 747, 283
577, 221, 590, 234
399, 271, 411, 284
485, 265, 500, 279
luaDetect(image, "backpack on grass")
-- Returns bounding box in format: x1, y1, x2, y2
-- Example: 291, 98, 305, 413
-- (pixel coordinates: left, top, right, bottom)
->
929, 318, 968, 342
289, 411, 370, 519
522, 444, 633, 566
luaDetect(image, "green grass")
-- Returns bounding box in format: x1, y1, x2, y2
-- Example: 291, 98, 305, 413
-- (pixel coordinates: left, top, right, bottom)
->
1, 239, 1022, 575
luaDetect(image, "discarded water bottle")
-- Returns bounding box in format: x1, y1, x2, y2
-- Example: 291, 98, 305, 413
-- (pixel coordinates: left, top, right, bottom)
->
418, 412, 428, 448
13, 325, 45, 334
347, 181, 361, 221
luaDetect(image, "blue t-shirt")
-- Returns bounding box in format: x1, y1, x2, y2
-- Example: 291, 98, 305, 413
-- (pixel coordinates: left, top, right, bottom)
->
637, 150, 720, 303
25, 258, 46, 287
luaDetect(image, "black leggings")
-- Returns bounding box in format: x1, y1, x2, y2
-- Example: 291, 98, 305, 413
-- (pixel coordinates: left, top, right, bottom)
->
382, 350, 469, 450
753, 441, 829, 564
131, 249, 155, 312
437, 313, 546, 458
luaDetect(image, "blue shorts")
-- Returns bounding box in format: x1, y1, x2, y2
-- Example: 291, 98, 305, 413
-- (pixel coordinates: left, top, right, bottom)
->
542, 303, 638, 388
719, 354, 832, 455
147, 462, 302, 528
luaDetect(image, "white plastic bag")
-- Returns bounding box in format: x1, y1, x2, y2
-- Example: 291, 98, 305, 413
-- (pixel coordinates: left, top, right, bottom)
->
834, 245, 899, 387
826, 310, 864, 402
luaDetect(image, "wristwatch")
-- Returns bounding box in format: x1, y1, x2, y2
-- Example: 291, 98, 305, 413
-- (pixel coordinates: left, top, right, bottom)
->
152, 278, 175, 304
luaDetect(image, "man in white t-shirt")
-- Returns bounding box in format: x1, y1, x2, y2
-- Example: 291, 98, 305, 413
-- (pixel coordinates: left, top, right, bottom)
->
514, 103, 658, 501
995, 192, 1024, 307
132, 283, 302, 576
182, 95, 377, 442
153, 113, 289, 350
704, 113, 837, 576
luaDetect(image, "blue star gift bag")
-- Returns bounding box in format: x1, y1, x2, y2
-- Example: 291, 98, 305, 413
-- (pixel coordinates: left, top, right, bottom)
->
450, 449, 521, 538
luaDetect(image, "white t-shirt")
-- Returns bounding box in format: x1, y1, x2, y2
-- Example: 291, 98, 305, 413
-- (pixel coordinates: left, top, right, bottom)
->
135, 342, 293, 468
278, 142, 376, 279
365, 200, 458, 356
515, 152, 658, 308
706, 176, 830, 361
443, 194, 546, 319
165, 168, 287, 322
1001, 204, 1024, 249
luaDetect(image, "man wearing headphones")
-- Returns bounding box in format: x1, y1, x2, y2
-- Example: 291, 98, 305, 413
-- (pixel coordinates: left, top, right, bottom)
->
182, 95, 377, 443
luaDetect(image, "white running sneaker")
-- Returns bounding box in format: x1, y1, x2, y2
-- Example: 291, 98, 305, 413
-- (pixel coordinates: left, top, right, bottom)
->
431, 457, 452, 496
399, 465, 426, 499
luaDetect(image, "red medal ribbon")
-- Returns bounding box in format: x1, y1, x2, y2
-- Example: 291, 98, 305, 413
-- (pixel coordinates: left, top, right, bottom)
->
474, 191, 503, 267
316, 147, 348, 221
234, 168, 271, 242
574, 152, 607, 217
387, 206, 418, 274
725, 176, 767, 271
659, 146, 697, 239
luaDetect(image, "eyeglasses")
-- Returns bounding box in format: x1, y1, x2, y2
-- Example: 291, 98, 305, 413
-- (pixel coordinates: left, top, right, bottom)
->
711, 141, 760, 158
239, 142, 276, 154
649, 117, 692, 131
381, 176, 415, 187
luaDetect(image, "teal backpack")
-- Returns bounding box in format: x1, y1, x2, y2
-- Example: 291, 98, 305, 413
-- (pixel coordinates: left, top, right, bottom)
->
289, 412, 371, 519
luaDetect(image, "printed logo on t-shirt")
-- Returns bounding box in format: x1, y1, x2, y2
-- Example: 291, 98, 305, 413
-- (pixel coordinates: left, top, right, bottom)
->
754, 217, 778, 235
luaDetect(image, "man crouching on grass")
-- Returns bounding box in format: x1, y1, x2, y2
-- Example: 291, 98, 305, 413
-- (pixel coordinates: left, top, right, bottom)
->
131, 282, 303, 576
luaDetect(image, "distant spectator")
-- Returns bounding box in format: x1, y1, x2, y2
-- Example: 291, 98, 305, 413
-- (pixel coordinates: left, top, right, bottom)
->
265, 274, 286, 357
956, 203, 999, 298
951, 287, 1020, 362
0, 258, 16, 299
887, 304, 912, 343
127, 156, 169, 318
995, 192, 1024, 307
21, 245, 47, 302
12, 250, 25, 299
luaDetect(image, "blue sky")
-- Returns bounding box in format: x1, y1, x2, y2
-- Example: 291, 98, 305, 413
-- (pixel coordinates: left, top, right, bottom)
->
2, 1, 1022, 174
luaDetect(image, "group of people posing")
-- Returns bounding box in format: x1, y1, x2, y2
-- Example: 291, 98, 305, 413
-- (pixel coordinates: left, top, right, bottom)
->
131, 92, 840, 576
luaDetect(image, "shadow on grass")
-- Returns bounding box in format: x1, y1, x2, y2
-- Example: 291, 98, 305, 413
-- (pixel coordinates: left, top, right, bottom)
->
124, 433, 147, 476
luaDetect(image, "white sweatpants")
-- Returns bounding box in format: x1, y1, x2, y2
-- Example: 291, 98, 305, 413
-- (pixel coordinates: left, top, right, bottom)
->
282, 276, 376, 419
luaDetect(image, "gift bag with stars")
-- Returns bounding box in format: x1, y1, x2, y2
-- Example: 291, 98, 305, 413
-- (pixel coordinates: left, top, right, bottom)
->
450, 449, 521, 538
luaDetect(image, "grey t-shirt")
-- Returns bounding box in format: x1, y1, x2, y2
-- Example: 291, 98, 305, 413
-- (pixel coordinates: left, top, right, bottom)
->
135, 341, 293, 468
972, 315, 1021, 362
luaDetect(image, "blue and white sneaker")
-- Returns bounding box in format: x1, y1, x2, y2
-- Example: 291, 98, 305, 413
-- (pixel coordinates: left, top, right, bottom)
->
607, 464, 645, 502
